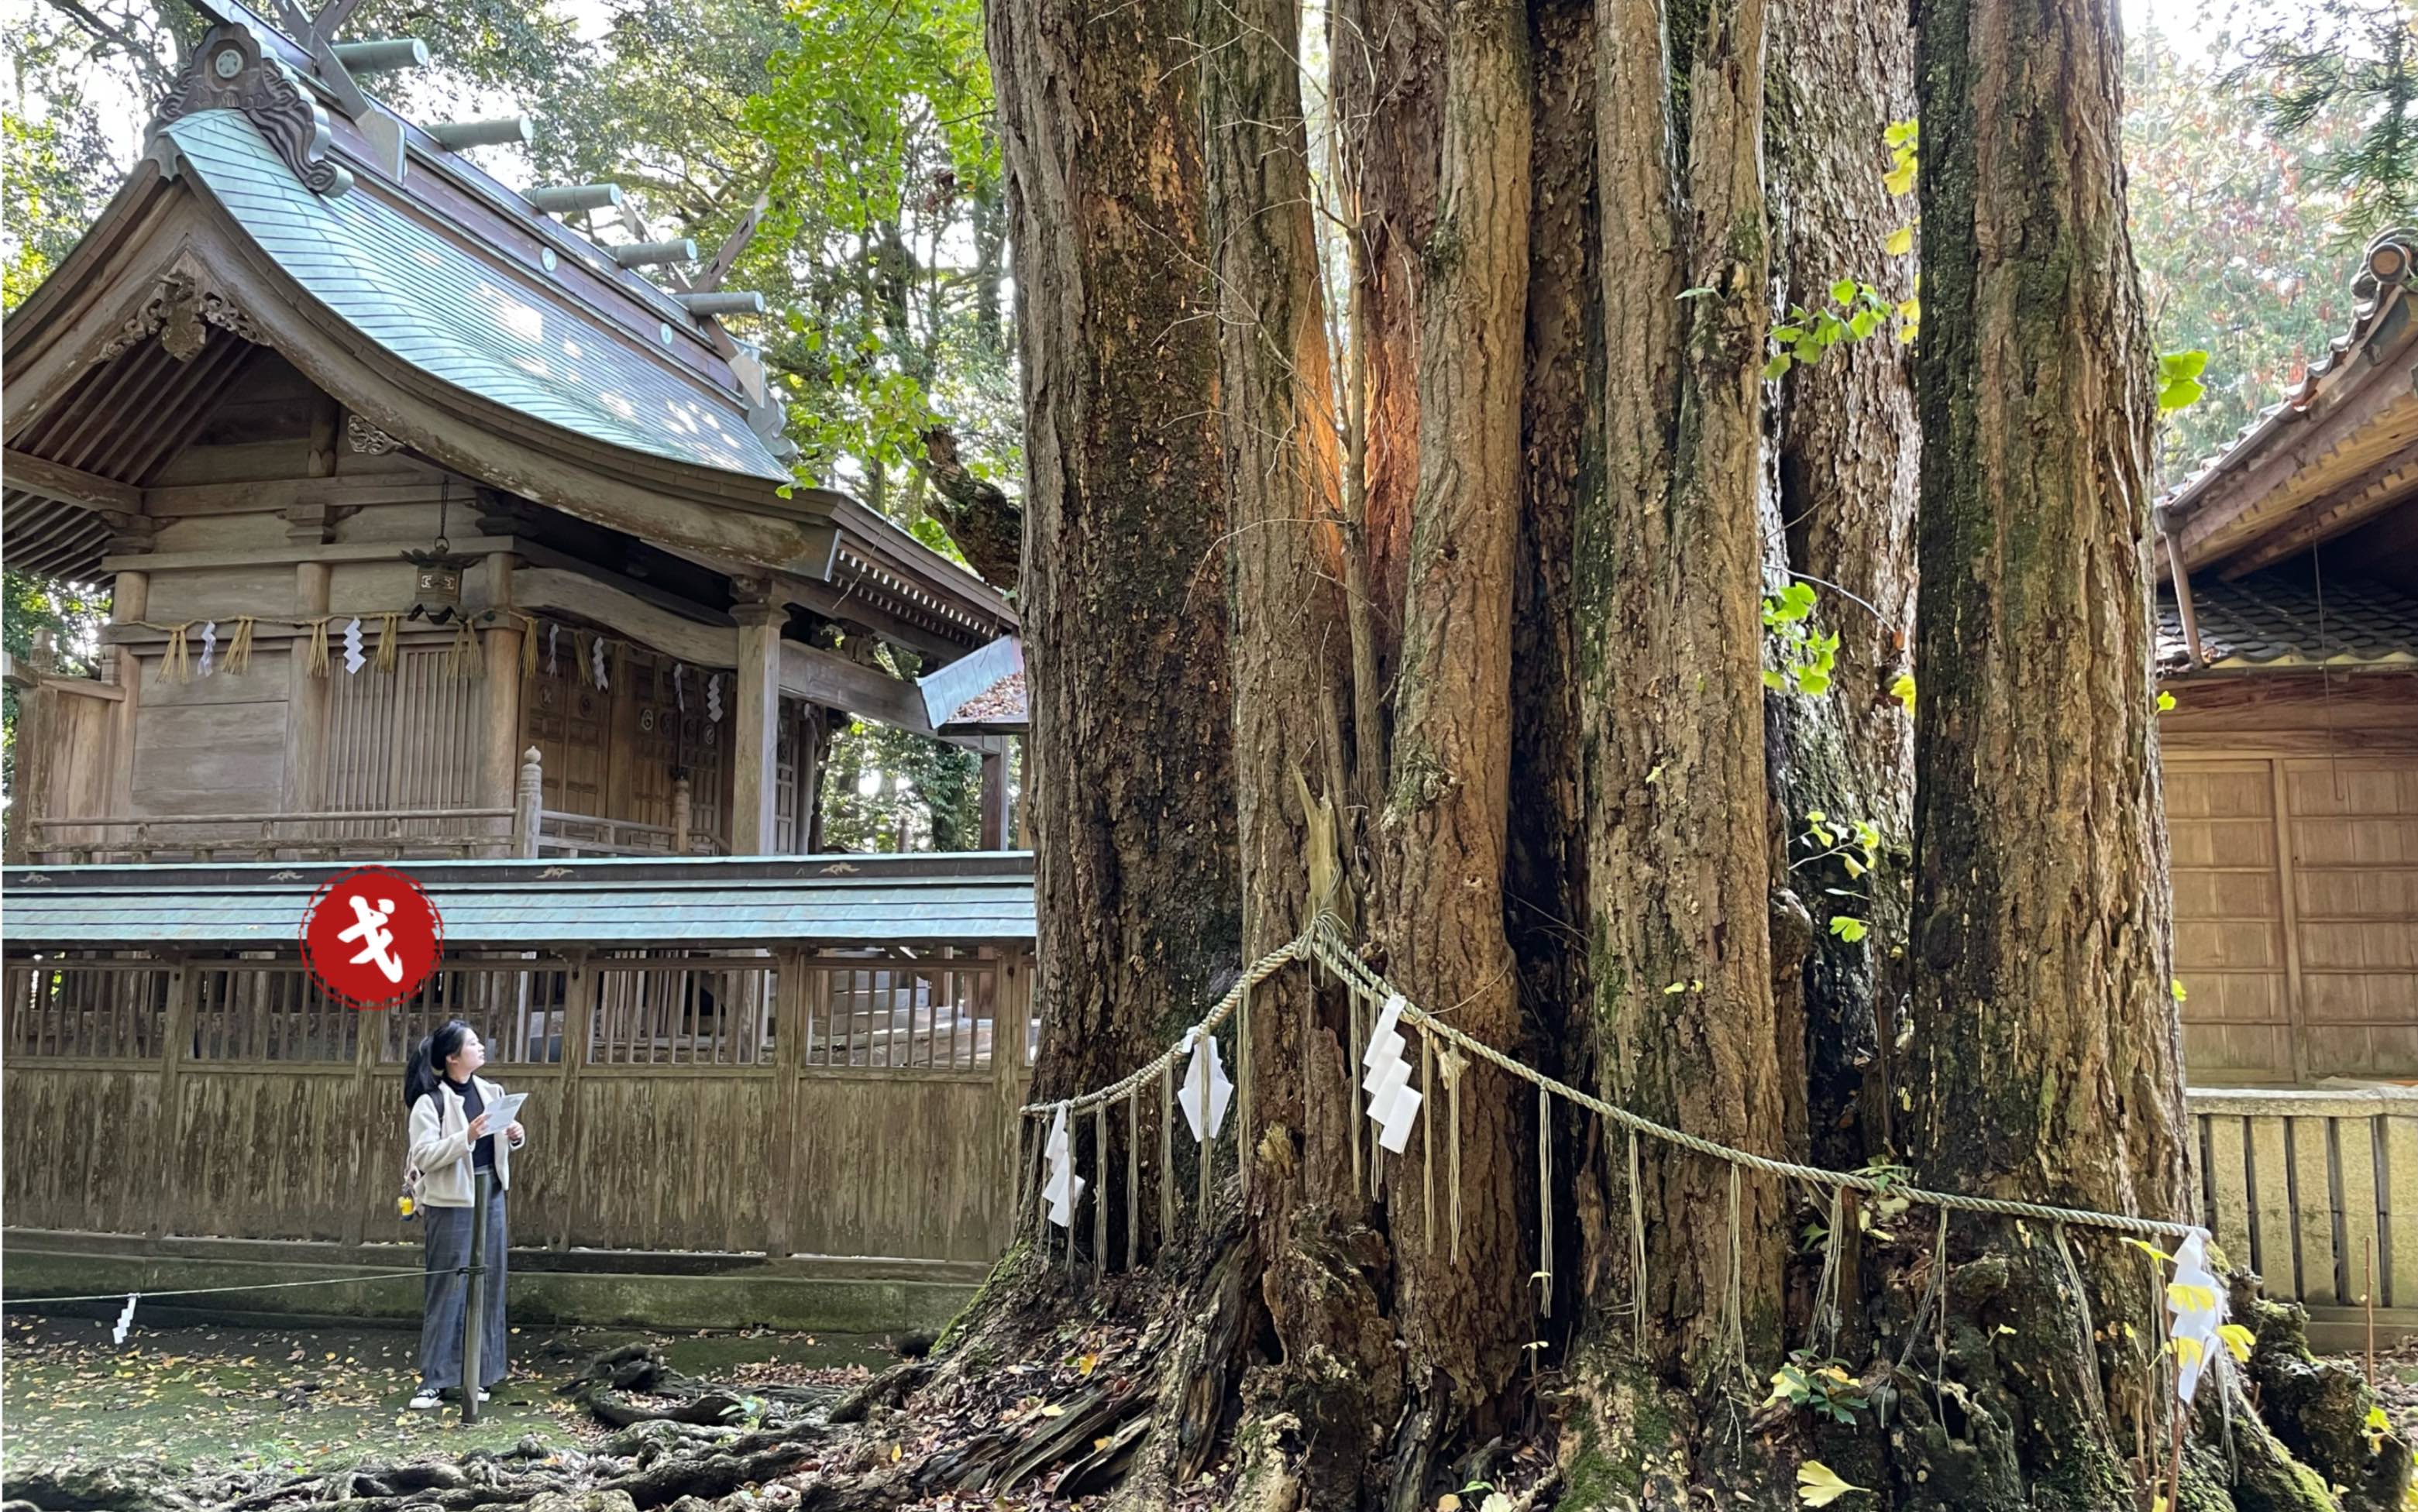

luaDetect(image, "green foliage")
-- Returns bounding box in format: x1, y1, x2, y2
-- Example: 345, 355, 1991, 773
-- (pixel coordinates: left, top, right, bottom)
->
2227, 0, 2418, 239
2156, 348, 2210, 413
2, 569, 108, 810
741, 0, 1016, 513
1762, 1350, 1870, 1425
815, 716, 981, 853
2127, 25, 2371, 483
1761, 583, 1838, 696
1762, 280, 1900, 380
4, 15, 132, 313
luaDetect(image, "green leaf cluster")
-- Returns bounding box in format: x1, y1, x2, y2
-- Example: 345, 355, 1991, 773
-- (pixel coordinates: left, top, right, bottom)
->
1760, 582, 1838, 696
1763, 1350, 1869, 1425
1763, 280, 1897, 380
2156, 349, 2209, 414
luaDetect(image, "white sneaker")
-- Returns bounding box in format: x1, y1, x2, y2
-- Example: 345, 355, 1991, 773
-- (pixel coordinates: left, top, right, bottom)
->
477, 1388, 490, 1402
409, 1389, 442, 1410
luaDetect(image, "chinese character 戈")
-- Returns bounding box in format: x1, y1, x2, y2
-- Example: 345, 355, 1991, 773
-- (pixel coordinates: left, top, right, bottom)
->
338, 893, 404, 984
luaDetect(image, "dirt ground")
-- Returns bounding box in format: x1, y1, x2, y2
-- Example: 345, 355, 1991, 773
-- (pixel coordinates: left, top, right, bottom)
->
0, 1313, 896, 1483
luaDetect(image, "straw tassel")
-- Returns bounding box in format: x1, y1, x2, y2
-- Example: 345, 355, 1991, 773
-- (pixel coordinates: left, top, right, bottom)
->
374, 614, 400, 674
1195, 1025, 1212, 1224
1126, 1086, 1141, 1271
449, 617, 482, 677
1347, 988, 1364, 1197
1628, 1128, 1646, 1356
1160, 1063, 1175, 1239
1093, 1102, 1109, 1283
1446, 1046, 1465, 1262
1538, 1085, 1554, 1317
222, 617, 256, 676
148, 622, 193, 682
301, 618, 332, 678
1420, 1027, 1435, 1253
1237, 980, 1253, 1201
515, 613, 539, 679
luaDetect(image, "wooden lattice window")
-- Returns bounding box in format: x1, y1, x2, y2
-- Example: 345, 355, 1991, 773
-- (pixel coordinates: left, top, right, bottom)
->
800, 949, 998, 1072
2, 955, 171, 1058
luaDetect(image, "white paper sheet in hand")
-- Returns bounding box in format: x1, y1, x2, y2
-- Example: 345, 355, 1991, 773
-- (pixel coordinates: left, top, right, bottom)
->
479, 1091, 528, 1134
1042, 1104, 1083, 1228
1176, 1027, 1234, 1143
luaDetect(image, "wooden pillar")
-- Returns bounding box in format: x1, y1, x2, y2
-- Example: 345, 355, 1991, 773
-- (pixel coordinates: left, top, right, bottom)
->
480, 556, 523, 854
286, 562, 332, 821
514, 747, 544, 857
108, 568, 147, 821
672, 775, 693, 854
2, 644, 42, 864
732, 596, 784, 856
1012, 737, 1031, 849
800, 703, 829, 854
979, 743, 1008, 850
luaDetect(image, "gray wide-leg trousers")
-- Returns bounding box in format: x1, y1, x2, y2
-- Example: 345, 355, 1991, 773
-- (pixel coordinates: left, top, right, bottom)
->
418, 1187, 508, 1392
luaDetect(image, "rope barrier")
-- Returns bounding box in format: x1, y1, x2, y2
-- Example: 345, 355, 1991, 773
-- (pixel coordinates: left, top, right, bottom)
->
3, 1269, 440, 1307
1020, 912, 2206, 1246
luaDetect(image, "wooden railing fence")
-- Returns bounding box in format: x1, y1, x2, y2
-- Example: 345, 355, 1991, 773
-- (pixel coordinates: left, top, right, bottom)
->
0, 943, 1034, 1263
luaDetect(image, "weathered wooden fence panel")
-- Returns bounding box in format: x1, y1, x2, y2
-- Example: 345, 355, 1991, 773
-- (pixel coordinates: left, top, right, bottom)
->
2193, 1086, 2416, 1342
2, 942, 1035, 1266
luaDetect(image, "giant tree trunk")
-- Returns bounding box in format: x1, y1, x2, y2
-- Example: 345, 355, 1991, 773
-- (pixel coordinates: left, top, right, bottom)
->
1763, 0, 1920, 1176
1581, 0, 1789, 1424
1195, 0, 1398, 1497
989, 0, 1237, 1260
1896, 0, 2189, 1496
1372, 0, 1533, 1443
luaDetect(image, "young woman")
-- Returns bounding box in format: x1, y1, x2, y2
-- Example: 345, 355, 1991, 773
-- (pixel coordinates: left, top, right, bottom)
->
402, 1019, 525, 1410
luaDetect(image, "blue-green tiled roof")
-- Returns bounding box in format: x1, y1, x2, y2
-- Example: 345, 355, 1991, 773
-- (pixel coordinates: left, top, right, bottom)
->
162, 111, 789, 483
2, 855, 1035, 950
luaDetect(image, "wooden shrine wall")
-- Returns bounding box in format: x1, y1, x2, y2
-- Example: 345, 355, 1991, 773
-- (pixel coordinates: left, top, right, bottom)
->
2, 947, 1034, 1265
2164, 674, 2418, 1084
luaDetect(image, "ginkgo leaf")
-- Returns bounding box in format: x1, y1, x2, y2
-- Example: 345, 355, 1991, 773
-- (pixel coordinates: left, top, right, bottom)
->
1886, 225, 1914, 256
1797, 1460, 1868, 1505
2218, 1322, 2255, 1362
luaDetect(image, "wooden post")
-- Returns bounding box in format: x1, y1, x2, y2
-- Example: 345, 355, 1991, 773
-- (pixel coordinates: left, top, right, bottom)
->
672, 775, 693, 854
1012, 737, 1030, 850
979, 744, 1008, 851
766, 947, 806, 1258
802, 705, 829, 854
2, 647, 40, 864
480, 557, 523, 857
994, 950, 1034, 1251
514, 747, 544, 857
152, 954, 197, 1239
287, 562, 333, 833
732, 595, 783, 856
552, 951, 593, 1251
108, 569, 147, 822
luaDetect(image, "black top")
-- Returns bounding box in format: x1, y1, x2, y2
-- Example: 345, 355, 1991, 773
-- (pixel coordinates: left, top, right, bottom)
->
445, 1074, 498, 1174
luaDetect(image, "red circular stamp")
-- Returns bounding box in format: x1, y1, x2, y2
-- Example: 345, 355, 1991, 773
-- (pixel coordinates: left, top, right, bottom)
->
299, 865, 445, 1009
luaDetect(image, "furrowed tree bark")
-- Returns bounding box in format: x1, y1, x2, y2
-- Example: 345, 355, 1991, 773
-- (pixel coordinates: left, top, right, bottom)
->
1763, 0, 1919, 1176
1194, 0, 1395, 1497
1899, 0, 2193, 1495
1580, 0, 1788, 1431
1514, 0, 1598, 1253
1329, 0, 1437, 671
988, 0, 1236, 1264
1374, 0, 1532, 1450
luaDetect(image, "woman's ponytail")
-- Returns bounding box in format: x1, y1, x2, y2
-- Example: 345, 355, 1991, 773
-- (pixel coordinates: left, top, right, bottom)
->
401, 1019, 472, 1108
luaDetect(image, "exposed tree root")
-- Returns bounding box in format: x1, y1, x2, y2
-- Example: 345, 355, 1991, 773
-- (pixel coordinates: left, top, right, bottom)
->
2233, 1278, 2409, 1511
